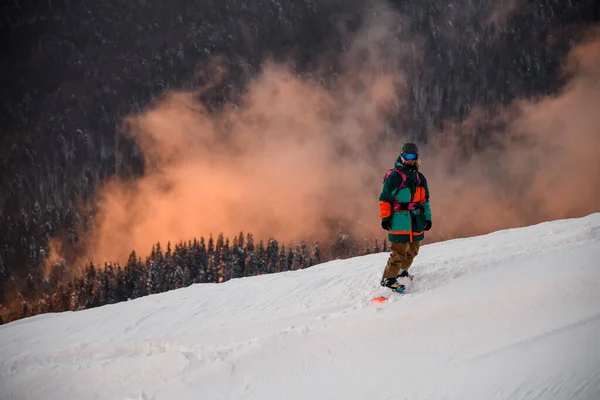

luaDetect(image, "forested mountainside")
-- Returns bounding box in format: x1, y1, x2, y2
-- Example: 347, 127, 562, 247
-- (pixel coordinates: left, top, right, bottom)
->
1, 0, 599, 318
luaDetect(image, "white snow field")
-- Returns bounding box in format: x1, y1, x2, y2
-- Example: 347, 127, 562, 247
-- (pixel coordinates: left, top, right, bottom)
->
2, 214, 600, 400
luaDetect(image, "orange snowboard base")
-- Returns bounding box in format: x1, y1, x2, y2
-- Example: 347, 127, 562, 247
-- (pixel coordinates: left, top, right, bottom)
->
371, 296, 389, 304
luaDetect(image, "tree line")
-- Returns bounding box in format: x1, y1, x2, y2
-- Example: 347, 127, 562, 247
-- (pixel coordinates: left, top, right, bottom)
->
0, 232, 387, 324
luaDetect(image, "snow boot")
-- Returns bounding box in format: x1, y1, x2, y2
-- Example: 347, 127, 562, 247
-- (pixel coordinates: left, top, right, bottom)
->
397, 270, 414, 280
381, 278, 405, 292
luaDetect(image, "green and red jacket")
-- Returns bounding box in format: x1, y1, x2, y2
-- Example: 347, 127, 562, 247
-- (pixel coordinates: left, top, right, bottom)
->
379, 158, 432, 243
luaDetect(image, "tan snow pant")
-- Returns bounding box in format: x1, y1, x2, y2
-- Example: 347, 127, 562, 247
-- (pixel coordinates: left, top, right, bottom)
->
382, 241, 421, 280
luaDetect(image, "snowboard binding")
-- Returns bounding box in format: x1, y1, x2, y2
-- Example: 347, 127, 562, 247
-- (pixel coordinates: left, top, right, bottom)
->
381, 278, 405, 293
397, 270, 414, 281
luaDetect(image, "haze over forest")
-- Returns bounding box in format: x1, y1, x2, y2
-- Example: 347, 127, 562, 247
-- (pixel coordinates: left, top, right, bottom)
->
1, 0, 599, 315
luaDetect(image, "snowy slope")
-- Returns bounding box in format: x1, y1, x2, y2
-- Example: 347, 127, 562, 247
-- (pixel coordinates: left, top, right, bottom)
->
1, 214, 600, 400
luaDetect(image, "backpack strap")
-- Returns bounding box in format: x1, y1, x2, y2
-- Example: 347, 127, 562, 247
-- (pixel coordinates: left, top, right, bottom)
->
396, 169, 407, 190
382, 169, 393, 183
383, 168, 407, 191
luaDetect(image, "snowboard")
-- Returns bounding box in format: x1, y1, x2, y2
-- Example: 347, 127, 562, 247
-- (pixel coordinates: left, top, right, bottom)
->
371, 273, 413, 303
371, 285, 405, 303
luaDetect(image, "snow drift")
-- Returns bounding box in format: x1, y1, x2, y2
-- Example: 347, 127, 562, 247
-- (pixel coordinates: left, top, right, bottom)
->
1, 213, 600, 400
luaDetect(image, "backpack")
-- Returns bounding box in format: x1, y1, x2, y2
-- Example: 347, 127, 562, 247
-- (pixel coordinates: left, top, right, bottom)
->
383, 168, 424, 212
383, 168, 421, 191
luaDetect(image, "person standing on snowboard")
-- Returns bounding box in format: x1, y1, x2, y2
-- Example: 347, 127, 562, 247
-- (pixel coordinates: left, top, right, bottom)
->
379, 142, 432, 291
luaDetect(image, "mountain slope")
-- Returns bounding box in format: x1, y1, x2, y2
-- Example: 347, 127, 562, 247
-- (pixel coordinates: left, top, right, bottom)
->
1, 214, 600, 400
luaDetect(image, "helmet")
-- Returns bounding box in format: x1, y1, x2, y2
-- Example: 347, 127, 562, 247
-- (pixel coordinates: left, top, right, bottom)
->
400, 142, 419, 164
401, 142, 419, 155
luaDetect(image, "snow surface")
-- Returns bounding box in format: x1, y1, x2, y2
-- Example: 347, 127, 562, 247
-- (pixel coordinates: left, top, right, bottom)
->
2, 214, 600, 400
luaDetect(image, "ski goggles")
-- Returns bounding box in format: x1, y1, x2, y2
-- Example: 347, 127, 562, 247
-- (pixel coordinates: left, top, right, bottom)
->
402, 153, 418, 161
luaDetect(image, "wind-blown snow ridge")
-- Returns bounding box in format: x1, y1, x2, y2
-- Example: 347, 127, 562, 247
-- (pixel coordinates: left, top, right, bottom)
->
1, 214, 600, 400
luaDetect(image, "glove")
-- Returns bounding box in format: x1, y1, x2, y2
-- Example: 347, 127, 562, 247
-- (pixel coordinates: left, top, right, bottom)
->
381, 218, 391, 231
424, 220, 432, 231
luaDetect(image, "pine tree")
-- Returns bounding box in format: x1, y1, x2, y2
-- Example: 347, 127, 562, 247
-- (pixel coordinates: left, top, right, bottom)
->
165, 241, 172, 260
164, 252, 176, 291
231, 233, 245, 279
115, 265, 126, 302
173, 263, 185, 289
173, 242, 190, 287
279, 245, 287, 272
266, 239, 279, 274
313, 241, 322, 265
300, 243, 311, 269
104, 263, 116, 304
287, 247, 295, 271
84, 264, 98, 309
149, 259, 162, 294
198, 237, 208, 283
51, 282, 70, 312
151, 242, 164, 264
133, 257, 147, 298
292, 244, 303, 270
216, 233, 225, 261
125, 251, 138, 299
245, 233, 256, 276
70, 278, 83, 310
219, 237, 232, 282
188, 239, 201, 283
256, 240, 266, 275
373, 239, 381, 254
205, 235, 216, 283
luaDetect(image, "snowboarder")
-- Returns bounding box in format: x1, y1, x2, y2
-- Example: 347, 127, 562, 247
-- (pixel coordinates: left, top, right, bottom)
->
379, 142, 432, 291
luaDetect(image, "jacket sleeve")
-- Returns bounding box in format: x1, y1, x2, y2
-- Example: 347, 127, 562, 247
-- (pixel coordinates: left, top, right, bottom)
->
420, 174, 432, 221
379, 172, 400, 219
